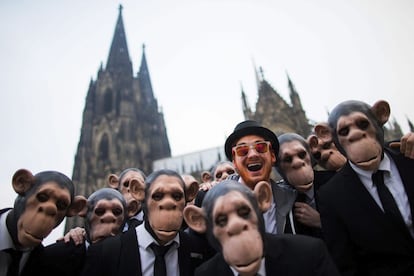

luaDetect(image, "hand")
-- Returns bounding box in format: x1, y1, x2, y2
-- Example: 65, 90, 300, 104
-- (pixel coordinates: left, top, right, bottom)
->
294, 202, 321, 228
199, 181, 218, 191
389, 132, 414, 159
56, 227, 86, 245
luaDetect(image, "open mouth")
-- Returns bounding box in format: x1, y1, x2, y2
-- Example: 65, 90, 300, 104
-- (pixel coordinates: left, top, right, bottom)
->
247, 163, 262, 171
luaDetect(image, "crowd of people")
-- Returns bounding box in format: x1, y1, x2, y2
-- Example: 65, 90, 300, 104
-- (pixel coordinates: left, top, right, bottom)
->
2, 99, 414, 276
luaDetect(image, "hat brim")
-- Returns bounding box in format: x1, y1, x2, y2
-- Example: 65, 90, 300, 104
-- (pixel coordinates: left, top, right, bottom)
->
224, 126, 279, 160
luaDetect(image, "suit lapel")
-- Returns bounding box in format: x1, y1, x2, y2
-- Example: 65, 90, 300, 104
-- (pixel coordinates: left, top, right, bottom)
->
272, 180, 297, 234
345, 157, 414, 243
388, 148, 414, 223
119, 228, 141, 275
178, 231, 190, 276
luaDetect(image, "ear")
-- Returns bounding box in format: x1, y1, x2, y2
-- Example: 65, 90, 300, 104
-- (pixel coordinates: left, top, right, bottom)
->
185, 181, 199, 203
183, 205, 207, 234
108, 174, 120, 189
129, 179, 145, 202
127, 200, 140, 218
78, 202, 88, 218
66, 195, 87, 217
372, 100, 390, 126
12, 169, 35, 195
307, 135, 319, 150
314, 123, 332, 140
253, 181, 272, 213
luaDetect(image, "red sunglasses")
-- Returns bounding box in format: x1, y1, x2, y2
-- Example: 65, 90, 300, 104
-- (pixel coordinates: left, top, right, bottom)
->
232, 141, 271, 157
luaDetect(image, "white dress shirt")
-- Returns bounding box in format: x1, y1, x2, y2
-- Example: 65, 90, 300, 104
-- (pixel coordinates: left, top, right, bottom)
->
136, 223, 180, 276
350, 152, 414, 237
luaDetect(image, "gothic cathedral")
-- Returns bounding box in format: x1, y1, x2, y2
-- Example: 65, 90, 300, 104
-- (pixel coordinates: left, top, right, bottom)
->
65, 6, 171, 231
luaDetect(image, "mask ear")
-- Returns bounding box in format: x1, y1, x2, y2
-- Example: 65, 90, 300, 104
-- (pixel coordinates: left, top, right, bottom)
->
129, 178, 145, 202
67, 195, 87, 217
185, 181, 199, 203
253, 181, 272, 213
371, 100, 390, 126
314, 123, 332, 141
183, 205, 207, 234
307, 135, 319, 151
108, 174, 120, 189
12, 169, 35, 195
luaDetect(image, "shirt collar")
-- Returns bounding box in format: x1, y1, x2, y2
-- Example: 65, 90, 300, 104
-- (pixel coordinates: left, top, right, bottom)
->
349, 152, 391, 184
0, 210, 15, 251
136, 222, 180, 250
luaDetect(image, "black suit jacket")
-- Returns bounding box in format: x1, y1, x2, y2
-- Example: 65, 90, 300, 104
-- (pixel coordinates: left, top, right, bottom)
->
33, 240, 87, 276
195, 233, 339, 276
81, 226, 204, 276
318, 149, 414, 276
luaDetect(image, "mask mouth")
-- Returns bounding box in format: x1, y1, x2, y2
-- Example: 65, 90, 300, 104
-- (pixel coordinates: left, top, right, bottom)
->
356, 155, 377, 165
247, 163, 262, 171
233, 256, 262, 273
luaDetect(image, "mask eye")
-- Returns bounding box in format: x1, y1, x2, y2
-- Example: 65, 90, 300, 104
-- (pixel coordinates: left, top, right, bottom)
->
356, 118, 370, 130
215, 215, 228, 227
322, 141, 332, 149
172, 192, 184, 201
122, 180, 130, 188
338, 127, 349, 137
56, 200, 69, 211
237, 205, 251, 219
37, 192, 49, 203
112, 208, 123, 216
282, 156, 293, 163
152, 192, 163, 201
312, 152, 321, 160
298, 150, 307, 160
95, 208, 105, 216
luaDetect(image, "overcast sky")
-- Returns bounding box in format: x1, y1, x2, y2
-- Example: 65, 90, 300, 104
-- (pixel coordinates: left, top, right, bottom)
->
1, 0, 414, 243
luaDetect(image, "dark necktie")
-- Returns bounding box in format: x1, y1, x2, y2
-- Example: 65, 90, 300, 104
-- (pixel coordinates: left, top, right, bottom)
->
149, 242, 174, 276
296, 192, 307, 203
4, 248, 22, 276
372, 170, 405, 227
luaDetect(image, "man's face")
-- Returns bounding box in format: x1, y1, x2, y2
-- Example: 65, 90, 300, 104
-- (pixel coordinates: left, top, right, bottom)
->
212, 191, 263, 275
232, 135, 276, 190
279, 140, 314, 192
146, 175, 186, 244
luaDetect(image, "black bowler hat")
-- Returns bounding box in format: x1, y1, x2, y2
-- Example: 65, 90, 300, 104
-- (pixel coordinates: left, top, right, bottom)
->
224, 120, 279, 160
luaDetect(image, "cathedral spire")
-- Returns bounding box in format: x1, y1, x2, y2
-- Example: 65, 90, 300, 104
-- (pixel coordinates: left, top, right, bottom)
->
241, 82, 252, 120
138, 44, 155, 105
106, 4, 132, 76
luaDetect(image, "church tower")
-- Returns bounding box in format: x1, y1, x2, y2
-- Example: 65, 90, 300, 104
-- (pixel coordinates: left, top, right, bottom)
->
243, 66, 311, 137
66, 5, 171, 231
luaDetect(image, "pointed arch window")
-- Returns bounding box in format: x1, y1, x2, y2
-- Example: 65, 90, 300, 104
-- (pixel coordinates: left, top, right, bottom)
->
98, 134, 110, 161
104, 89, 113, 113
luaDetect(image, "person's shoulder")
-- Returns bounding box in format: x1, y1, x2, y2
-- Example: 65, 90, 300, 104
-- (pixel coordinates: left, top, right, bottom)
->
266, 234, 329, 261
